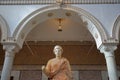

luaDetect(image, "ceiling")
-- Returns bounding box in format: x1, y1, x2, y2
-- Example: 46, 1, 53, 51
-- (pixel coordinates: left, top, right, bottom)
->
26, 18, 94, 42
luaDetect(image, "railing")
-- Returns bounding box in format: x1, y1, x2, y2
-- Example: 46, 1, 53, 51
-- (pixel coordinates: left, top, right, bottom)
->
0, 0, 120, 5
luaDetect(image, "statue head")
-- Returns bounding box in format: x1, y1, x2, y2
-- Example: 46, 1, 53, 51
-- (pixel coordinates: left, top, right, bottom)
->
53, 45, 63, 57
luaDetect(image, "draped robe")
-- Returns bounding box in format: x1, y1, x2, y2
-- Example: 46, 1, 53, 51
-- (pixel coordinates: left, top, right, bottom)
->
45, 57, 72, 80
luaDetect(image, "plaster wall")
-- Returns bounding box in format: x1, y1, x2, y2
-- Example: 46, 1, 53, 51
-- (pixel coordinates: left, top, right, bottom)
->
0, 4, 120, 36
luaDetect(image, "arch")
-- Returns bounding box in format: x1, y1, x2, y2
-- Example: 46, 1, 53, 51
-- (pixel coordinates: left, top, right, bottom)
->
0, 15, 10, 43
112, 15, 120, 42
13, 5, 107, 48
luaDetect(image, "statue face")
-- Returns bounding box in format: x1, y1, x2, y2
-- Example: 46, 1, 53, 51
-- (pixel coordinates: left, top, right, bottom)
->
54, 45, 63, 57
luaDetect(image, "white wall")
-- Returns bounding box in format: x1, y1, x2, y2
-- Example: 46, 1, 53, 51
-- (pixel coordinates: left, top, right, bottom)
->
0, 4, 120, 36
74, 4, 120, 36
0, 5, 47, 36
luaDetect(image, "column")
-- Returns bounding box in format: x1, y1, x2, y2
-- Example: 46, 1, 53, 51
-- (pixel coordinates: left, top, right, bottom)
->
1, 45, 17, 80
100, 45, 118, 80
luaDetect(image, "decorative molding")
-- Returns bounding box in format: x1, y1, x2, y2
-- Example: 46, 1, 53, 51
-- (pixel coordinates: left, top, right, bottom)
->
105, 38, 119, 44
2, 37, 16, 44
87, 21, 102, 46
0, 0, 120, 5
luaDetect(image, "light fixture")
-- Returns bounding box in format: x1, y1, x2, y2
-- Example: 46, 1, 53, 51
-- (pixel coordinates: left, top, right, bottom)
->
58, 18, 62, 32
56, 0, 63, 6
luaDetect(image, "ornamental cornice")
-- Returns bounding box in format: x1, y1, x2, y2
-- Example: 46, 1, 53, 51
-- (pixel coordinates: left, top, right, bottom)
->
103, 38, 119, 44
1, 37, 16, 44
0, 0, 119, 5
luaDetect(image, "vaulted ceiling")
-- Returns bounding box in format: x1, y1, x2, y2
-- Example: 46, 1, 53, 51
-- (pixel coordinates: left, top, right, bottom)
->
26, 18, 94, 42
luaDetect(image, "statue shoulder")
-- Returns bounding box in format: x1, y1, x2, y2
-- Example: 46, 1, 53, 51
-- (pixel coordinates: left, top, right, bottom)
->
48, 58, 56, 62
62, 57, 69, 62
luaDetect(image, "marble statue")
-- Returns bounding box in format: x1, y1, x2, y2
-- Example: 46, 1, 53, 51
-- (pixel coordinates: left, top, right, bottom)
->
42, 45, 73, 80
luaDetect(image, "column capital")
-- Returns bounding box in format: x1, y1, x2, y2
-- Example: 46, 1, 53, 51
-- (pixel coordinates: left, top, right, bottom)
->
99, 45, 117, 53
98, 44, 118, 58
1, 37, 21, 53
3, 44, 20, 52
2, 44, 20, 57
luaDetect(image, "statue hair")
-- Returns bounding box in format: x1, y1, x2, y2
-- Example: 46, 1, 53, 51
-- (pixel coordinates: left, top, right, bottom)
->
53, 45, 63, 53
